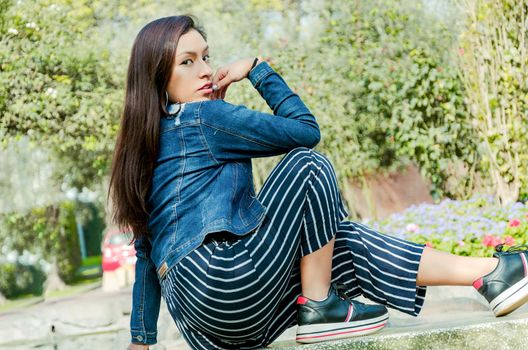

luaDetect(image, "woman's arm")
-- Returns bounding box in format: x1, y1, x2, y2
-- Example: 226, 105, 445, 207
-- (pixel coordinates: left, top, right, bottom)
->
211, 57, 264, 100
129, 237, 161, 346
201, 60, 321, 161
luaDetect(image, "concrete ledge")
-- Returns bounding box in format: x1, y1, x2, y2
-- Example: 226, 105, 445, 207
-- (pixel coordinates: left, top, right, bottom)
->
267, 318, 528, 349
1, 286, 527, 349
268, 286, 528, 349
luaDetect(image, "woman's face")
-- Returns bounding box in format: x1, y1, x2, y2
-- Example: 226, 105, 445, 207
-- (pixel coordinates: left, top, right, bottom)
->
166, 29, 214, 104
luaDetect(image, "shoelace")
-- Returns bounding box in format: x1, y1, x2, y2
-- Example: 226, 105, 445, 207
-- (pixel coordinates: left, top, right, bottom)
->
495, 244, 528, 253
332, 282, 353, 303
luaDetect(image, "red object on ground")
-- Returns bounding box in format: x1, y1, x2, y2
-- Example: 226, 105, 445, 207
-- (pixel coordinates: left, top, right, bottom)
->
508, 218, 521, 228
101, 228, 136, 272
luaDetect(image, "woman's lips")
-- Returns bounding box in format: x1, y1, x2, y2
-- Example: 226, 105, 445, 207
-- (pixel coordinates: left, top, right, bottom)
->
199, 83, 212, 91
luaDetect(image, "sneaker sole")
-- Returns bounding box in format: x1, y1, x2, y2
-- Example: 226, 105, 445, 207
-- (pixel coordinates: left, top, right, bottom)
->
295, 313, 389, 344
491, 275, 528, 317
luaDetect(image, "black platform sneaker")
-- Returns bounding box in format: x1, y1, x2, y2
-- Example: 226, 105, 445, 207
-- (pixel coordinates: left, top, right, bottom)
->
296, 282, 389, 344
473, 244, 528, 317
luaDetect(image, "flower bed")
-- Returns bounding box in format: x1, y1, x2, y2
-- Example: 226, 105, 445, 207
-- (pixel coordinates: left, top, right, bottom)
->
362, 195, 528, 257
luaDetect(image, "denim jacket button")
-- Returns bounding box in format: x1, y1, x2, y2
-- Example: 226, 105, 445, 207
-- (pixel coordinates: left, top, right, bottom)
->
136, 335, 143, 341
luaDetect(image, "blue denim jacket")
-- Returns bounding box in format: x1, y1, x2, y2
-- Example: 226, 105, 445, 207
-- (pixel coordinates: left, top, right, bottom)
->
130, 62, 320, 344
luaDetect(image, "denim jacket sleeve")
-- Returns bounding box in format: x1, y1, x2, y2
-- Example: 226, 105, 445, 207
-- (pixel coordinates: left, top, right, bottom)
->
200, 61, 321, 161
130, 236, 161, 345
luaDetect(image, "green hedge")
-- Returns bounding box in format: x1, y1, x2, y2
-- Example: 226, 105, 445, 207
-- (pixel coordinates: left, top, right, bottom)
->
1, 201, 81, 284
229, 0, 478, 203
0, 262, 46, 299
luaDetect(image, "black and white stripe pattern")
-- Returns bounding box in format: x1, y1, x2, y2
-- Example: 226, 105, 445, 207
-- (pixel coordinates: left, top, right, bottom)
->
160, 148, 426, 350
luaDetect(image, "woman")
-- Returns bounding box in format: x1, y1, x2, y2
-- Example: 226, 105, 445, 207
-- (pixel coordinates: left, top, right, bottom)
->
109, 15, 528, 350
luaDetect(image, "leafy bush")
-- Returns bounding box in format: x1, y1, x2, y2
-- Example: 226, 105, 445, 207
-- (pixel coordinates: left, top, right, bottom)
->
0, 262, 46, 299
1, 201, 81, 284
243, 0, 478, 203
364, 195, 528, 256
0, 0, 125, 189
457, 0, 528, 204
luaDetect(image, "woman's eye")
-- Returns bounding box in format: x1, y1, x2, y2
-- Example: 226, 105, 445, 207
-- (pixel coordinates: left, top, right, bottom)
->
181, 55, 210, 65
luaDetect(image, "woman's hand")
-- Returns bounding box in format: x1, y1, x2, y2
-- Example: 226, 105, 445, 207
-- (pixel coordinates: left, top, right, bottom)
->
127, 343, 149, 350
211, 57, 263, 100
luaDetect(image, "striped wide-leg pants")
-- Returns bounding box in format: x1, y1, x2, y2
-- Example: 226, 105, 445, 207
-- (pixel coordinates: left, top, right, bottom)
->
160, 147, 427, 350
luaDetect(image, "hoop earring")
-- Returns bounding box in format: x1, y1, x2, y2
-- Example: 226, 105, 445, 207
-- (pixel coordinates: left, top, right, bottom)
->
165, 91, 181, 116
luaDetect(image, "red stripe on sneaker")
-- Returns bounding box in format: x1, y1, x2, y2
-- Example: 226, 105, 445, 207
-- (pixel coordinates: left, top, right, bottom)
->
521, 253, 528, 277
296, 321, 387, 340
297, 296, 309, 305
473, 277, 484, 290
345, 304, 353, 322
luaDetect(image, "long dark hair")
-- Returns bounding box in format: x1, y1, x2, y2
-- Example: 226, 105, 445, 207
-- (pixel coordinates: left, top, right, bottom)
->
109, 16, 206, 241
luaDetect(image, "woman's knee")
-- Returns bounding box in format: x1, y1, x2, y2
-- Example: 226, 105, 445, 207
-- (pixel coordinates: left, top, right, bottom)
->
284, 147, 331, 165
310, 150, 336, 172
284, 147, 312, 158
281, 147, 336, 180
278, 147, 315, 171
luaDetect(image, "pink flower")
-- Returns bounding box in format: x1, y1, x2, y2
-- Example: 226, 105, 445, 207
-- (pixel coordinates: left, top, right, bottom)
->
406, 223, 419, 233
458, 48, 465, 56
492, 236, 502, 246
508, 218, 521, 228
503, 235, 515, 246
425, 241, 434, 248
482, 234, 501, 247
458, 240, 465, 247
